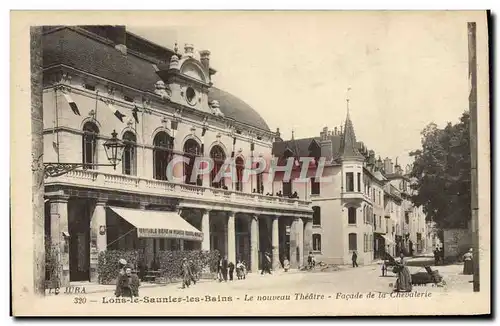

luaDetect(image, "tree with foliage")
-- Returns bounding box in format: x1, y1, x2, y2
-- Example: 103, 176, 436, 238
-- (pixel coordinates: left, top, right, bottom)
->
409, 111, 471, 229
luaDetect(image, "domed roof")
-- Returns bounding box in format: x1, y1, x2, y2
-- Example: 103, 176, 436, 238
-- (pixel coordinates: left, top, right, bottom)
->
42, 27, 271, 132
208, 87, 270, 131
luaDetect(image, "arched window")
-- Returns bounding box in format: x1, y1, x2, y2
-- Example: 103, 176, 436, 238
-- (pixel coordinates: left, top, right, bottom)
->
122, 131, 137, 176
348, 207, 356, 225
183, 139, 201, 185
348, 233, 357, 251
153, 131, 173, 181
312, 206, 321, 226
312, 234, 321, 252
235, 157, 244, 192
82, 122, 99, 169
210, 145, 226, 189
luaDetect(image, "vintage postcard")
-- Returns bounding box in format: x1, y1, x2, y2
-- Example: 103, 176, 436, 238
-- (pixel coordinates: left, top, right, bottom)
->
10, 10, 491, 316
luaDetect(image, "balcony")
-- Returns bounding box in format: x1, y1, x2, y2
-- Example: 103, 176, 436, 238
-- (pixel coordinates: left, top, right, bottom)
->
46, 169, 312, 216
341, 191, 366, 204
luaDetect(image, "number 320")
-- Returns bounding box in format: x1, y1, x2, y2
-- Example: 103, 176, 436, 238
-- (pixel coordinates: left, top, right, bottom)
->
74, 297, 87, 304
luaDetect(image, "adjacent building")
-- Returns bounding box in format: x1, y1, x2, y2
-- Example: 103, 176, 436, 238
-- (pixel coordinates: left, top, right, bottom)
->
42, 26, 313, 286
272, 108, 428, 265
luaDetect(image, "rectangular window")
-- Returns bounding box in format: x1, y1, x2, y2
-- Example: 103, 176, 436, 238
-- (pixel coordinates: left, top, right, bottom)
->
283, 181, 292, 197
312, 206, 321, 226
311, 177, 320, 195
257, 173, 263, 194
357, 173, 361, 192
313, 234, 322, 252
373, 214, 376, 228
348, 233, 357, 251
346, 172, 354, 192
83, 83, 96, 91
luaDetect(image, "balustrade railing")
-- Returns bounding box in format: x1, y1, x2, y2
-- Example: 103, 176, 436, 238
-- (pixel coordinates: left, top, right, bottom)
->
48, 169, 311, 210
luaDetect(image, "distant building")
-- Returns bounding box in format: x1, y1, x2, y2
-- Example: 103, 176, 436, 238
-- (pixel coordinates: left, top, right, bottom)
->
272, 107, 427, 264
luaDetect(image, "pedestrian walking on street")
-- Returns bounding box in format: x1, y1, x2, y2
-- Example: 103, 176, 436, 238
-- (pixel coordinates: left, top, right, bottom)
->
261, 252, 272, 274
189, 259, 197, 285
118, 258, 127, 276
463, 248, 474, 275
115, 266, 140, 297
398, 252, 405, 265
221, 256, 229, 282
181, 258, 192, 289
307, 252, 314, 269
434, 247, 440, 265
394, 254, 412, 292
228, 261, 235, 281
352, 251, 359, 268
236, 260, 246, 279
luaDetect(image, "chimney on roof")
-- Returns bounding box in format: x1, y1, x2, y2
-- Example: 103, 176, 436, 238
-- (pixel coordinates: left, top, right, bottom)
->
384, 157, 393, 174
184, 43, 195, 58
320, 127, 327, 140
199, 50, 211, 72
334, 127, 338, 135
109, 26, 127, 55
368, 150, 375, 166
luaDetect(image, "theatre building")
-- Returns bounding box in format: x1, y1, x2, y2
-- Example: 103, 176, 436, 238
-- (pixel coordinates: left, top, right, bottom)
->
42, 26, 313, 285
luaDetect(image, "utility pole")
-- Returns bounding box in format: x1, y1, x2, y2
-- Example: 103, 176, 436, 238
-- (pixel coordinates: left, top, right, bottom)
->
31, 26, 45, 296
467, 22, 480, 292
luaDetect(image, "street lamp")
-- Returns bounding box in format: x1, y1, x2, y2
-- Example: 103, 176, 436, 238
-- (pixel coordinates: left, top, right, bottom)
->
44, 130, 125, 178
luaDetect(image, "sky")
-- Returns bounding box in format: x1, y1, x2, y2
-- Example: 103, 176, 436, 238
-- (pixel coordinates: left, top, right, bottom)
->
128, 11, 487, 167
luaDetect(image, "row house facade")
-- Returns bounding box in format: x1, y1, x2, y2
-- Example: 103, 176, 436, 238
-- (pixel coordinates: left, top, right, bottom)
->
272, 109, 428, 265
42, 26, 313, 286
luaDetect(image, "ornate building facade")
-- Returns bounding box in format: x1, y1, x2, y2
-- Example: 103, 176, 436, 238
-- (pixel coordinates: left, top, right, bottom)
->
272, 108, 428, 265
42, 26, 313, 285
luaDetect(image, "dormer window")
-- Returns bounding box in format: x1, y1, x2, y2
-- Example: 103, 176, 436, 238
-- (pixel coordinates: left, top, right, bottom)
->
83, 83, 96, 91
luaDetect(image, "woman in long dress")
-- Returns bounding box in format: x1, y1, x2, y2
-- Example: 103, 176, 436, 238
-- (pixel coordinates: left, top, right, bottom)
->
463, 248, 474, 275
394, 254, 412, 292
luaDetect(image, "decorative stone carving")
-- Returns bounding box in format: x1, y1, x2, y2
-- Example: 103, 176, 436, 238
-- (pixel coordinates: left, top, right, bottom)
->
209, 100, 224, 117
161, 116, 169, 129
190, 126, 196, 134
169, 54, 180, 70
127, 118, 134, 127
216, 132, 222, 143
154, 81, 171, 101
183, 43, 194, 58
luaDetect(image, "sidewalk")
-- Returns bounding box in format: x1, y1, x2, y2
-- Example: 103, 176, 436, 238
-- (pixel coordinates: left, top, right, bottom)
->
67, 269, 297, 295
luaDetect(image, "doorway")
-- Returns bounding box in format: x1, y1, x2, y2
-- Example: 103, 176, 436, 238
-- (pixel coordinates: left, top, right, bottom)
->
68, 200, 91, 282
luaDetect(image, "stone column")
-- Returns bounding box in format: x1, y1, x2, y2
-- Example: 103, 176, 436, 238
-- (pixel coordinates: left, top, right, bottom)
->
303, 218, 313, 264
49, 195, 70, 287
227, 211, 236, 264
140, 202, 154, 268
90, 200, 107, 283
250, 215, 259, 272
296, 217, 304, 268
272, 216, 280, 270
289, 218, 299, 269
201, 209, 211, 251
